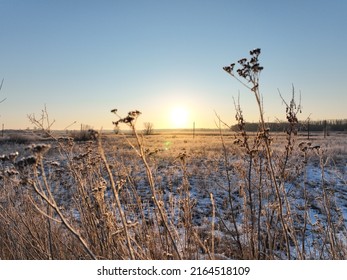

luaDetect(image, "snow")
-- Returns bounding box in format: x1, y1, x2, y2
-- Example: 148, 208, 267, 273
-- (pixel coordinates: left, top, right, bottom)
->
1, 133, 346, 259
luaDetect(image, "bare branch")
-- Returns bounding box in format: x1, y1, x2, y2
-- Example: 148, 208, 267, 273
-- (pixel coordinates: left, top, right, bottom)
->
0, 78, 6, 103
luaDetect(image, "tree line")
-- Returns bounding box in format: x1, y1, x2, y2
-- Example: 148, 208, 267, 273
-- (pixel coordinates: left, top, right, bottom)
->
230, 119, 347, 132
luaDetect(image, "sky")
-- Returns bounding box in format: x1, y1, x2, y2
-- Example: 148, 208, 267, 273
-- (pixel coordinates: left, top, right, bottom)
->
0, 0, 346, 130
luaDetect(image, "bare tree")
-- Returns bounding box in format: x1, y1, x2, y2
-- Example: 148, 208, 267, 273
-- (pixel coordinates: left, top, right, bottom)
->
143, 122, 154, 135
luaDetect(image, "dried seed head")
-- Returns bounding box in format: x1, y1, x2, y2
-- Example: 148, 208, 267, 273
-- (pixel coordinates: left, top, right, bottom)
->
9, 152, 19, 162
116, 178, 126, 191
250, 48, 261, 56
0, 154, 9, 162
16, 156, 37, 168
298, 142, 306, 148
223, 66, 232, 73
28, 144, 51, 155
5, 168, 19, 176
238, 58, 248, 65
0, 152, 19, 162
88, 129, 99, 140
112, 109, 142, 127
223, 63, 235, 74
224, 48, 263, 82
177, 151, 189, 162
92, 178, 107, 193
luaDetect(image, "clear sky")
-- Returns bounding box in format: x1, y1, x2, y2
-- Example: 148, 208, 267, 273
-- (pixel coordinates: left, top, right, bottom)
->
0, 0, 346, 130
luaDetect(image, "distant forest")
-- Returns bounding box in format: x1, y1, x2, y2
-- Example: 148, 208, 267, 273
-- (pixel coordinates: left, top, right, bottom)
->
230, 119, 347, 133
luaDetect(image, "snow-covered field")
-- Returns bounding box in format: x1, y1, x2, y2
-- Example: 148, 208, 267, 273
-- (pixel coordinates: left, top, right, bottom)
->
0, 130, 346, 259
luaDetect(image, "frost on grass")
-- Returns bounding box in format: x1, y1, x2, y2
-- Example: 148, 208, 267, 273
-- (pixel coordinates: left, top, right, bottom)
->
0, 130, 346, 260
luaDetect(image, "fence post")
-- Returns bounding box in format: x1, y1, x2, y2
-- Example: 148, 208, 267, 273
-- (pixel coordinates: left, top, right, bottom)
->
193, 122, 195, 139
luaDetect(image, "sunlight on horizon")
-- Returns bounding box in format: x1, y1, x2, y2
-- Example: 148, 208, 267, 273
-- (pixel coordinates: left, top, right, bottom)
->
169, 106, 190, 129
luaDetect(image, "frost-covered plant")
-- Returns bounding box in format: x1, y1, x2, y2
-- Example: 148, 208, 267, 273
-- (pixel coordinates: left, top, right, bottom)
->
222, 48, 346, 259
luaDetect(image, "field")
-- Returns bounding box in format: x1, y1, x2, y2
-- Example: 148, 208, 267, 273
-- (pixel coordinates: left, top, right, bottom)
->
1, 49, 346, 260
1, 127, 346, 260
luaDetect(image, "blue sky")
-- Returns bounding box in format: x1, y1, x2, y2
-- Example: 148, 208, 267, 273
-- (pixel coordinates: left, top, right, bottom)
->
0, 0, 346, 130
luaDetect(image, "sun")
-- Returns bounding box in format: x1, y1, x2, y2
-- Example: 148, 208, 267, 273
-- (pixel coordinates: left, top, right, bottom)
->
170, 106, 190, 128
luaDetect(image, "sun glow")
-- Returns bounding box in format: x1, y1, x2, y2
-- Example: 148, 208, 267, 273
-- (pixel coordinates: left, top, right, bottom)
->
170, 106, 190, 128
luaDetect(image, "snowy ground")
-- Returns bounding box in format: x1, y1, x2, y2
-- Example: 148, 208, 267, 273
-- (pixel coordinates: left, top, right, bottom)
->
1, 130, 346, 259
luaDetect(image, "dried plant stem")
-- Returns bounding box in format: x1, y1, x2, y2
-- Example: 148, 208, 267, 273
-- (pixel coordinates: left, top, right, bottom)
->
257, 155, 263, 259
223, 49, 294, 259
97, 141, 135, 260
210, 193, 215, 259
319, 155, 339, 259
37, 158, 54, 259
131, 126, 182, 260
192, 230, 212, 260
216, 115, 243, 256
29, 179, 97, 259
255, 88, 291, 259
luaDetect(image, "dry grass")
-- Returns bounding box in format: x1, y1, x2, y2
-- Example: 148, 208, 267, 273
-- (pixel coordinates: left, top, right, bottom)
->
1, 129, 346, 259
1, 49, 346, 260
